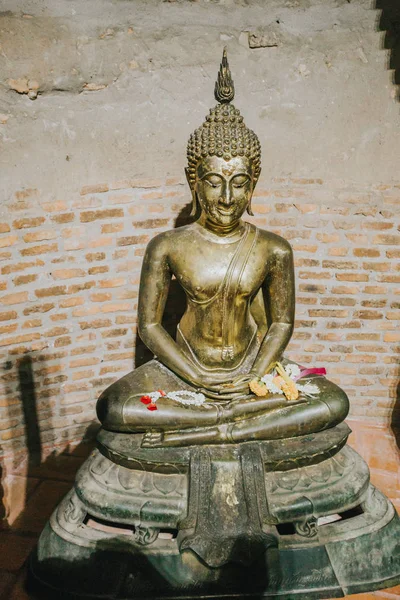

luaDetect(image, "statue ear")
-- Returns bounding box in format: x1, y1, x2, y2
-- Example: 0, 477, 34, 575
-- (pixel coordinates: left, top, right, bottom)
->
246, 202, 254, 216
246, 168, 261, 216
185, 167, 198, 217
185, 167, 194, 191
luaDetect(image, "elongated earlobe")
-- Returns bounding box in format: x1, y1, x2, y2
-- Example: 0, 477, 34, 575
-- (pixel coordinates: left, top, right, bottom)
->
185, 167, 198, 217
247, 168, 261, 215
190, 191, 198, 217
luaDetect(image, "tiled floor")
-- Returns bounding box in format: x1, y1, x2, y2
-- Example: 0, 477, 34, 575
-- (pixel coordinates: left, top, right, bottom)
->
0, 420, 398, 600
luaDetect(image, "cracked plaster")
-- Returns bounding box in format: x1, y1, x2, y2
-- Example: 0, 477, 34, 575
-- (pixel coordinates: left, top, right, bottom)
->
0, 0, 399, 200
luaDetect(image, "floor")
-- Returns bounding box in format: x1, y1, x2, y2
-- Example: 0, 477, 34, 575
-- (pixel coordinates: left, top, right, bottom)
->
0, 419, 398, 600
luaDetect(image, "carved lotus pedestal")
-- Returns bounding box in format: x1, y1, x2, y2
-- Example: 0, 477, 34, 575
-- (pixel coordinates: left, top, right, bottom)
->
30, 422, 400, 599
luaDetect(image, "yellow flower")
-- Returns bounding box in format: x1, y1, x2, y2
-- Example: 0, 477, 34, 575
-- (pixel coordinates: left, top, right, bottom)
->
249, 378, 269, 397
273, 376, 284, 390
275, 363, 299, 401
280, 379, 299, 401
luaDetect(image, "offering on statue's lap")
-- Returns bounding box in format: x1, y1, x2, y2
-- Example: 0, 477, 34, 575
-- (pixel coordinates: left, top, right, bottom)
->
249, 362, 324, 401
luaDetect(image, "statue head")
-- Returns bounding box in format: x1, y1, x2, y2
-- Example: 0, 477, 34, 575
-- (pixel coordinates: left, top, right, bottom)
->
186, 48, 261, 227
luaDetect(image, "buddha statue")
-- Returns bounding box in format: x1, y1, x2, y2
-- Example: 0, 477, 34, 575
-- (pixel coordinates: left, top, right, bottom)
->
31, 50, 400, 600
96, 49, 349, 447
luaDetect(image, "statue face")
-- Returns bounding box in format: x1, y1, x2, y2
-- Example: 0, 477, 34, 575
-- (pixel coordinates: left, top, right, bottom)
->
195, 156, 255, 228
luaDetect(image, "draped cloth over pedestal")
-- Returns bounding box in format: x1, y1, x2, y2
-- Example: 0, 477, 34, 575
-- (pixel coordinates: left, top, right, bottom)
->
179, 443, 276, 567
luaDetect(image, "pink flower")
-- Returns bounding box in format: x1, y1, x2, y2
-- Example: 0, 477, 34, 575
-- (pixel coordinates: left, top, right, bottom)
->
298, 367, 326, 380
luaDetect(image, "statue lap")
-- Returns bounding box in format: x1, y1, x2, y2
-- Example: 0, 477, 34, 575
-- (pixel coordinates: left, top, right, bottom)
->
96, 359, 193, 430
96, 357, 350, 439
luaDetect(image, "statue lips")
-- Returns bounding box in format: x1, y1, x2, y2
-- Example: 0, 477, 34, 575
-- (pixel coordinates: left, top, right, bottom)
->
217, 208, 236, 217
216, 201, 237, 220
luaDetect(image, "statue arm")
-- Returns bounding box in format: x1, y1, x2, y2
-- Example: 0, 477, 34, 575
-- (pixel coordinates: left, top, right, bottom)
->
138, 235, 202, 386
251, 242, 295, 377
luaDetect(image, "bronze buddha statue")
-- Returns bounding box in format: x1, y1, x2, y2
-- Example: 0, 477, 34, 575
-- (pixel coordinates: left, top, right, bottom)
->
31, 50, 400, 600
97, 49, 349, 447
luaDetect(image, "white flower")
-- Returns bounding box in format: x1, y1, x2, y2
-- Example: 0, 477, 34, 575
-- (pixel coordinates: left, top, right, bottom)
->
261, 374, 284, 395
140, 390, 206, 406
285, 363, 301, 380
167, 390, 206, 406
297, 382, 319, 397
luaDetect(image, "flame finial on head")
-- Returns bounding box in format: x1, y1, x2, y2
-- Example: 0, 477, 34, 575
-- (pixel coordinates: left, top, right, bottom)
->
214, 47, 235, 104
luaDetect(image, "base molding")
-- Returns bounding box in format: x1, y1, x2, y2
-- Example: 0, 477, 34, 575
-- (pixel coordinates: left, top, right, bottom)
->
30, 426, 400, 599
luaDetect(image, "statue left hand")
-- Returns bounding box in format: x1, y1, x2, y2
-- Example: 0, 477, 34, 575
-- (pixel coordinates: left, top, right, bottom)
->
203, 373, 256, 398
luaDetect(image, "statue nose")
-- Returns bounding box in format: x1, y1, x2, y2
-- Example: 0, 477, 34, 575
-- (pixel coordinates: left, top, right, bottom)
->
219, 186, 233, 206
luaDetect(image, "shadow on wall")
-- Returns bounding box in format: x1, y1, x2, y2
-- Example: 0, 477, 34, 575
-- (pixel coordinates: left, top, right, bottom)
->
0, 355, 44, 530
18, 356, 42, 469
0, 355, 42, 529
0, 463, 5, 525
134, 201, 197, 369
376, 0, 400, 101
392, 380, 400, 449
0, 352, 97, 596
0, 353, 96, 510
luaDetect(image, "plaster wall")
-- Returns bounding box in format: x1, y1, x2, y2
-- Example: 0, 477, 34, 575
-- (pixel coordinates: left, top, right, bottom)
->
0, 0, 399, 467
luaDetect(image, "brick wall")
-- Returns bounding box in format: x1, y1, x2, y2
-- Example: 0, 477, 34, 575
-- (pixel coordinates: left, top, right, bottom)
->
0, 177, 399, 468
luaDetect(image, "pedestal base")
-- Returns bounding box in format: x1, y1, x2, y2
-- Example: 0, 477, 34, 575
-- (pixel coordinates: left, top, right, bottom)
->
30, 423, 400, 599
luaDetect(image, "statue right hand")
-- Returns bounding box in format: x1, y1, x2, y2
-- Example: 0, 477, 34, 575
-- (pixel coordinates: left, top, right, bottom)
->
191, 370, 252, 399
194, 377, 250, 401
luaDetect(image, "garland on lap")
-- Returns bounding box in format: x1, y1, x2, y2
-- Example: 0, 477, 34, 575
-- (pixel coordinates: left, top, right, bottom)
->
139, 363, 327, 410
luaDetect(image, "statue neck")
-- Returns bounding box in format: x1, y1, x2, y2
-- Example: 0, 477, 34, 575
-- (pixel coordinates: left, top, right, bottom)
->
198, 215, 246, 242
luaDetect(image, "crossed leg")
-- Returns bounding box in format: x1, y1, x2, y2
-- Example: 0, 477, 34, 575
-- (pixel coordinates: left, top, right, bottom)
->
142, 376, 349, 447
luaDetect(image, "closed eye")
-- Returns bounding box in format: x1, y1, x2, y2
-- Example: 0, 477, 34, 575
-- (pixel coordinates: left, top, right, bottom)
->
206, 181, 221, 188
203, 175, 223, 188
231, 175, 250, 188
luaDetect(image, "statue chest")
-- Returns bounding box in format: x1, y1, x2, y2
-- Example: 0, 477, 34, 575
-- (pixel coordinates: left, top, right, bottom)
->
171, 244, 267, 304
